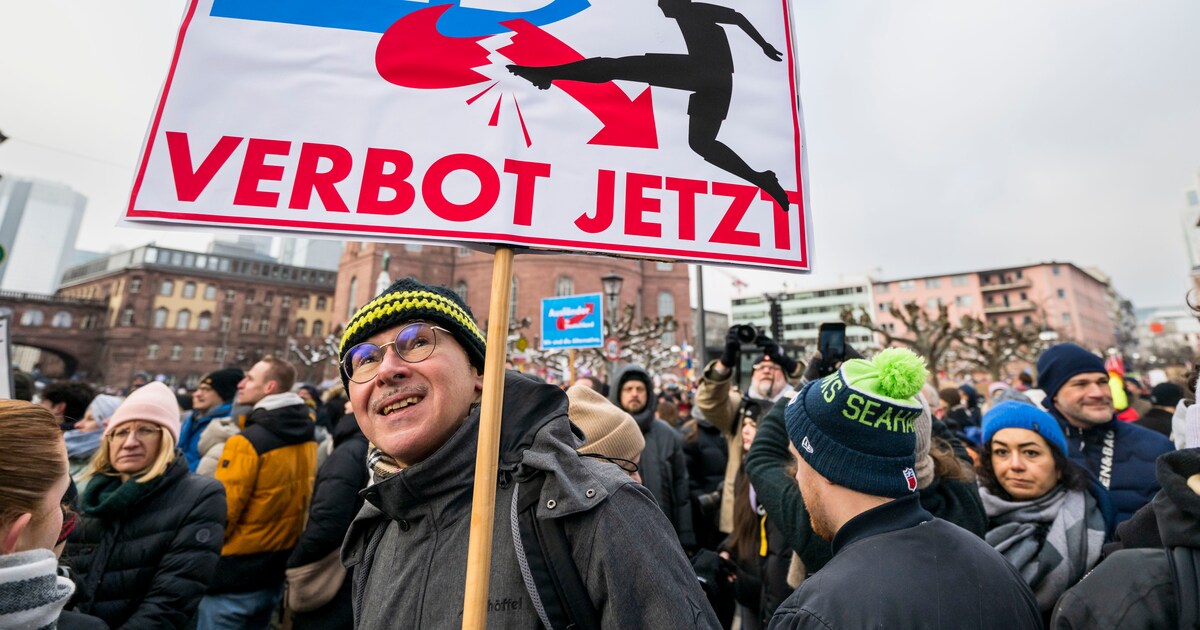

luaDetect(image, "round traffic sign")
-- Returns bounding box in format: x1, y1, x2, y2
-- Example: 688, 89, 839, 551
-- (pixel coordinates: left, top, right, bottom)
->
604, 337, 620, 361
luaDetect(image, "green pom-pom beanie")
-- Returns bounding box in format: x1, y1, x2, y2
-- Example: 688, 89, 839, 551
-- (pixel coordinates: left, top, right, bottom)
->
785, 347, 929, 497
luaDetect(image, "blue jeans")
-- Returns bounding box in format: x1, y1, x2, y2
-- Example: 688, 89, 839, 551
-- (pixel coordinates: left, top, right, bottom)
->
197, 588, 281, 630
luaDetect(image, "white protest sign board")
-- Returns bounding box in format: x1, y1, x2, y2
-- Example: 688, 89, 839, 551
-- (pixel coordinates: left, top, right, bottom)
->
126, 0, 810, 271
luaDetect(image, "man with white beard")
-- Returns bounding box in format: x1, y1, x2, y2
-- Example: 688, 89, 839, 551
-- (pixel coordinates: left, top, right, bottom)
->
695, 327, 802, 536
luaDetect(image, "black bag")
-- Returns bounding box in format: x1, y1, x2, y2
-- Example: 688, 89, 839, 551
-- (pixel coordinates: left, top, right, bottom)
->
514, 474, 601, 630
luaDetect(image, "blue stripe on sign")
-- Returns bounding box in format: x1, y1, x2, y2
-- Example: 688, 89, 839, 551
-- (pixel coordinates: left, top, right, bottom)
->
209, 0, 592, 38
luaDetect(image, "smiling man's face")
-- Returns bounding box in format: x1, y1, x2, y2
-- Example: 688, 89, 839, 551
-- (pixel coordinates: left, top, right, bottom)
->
348, 322, 483, 467
1053, 372, 1114, 429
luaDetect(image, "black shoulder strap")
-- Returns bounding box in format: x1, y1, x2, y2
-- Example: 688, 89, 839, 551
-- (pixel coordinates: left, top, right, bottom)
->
1169, 546, 1200, 630
516, 475, 601, 630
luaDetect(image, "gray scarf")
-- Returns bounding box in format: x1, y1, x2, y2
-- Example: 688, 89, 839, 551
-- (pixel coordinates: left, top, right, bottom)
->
0, 549, 74, 629
980, 485, 1105, 612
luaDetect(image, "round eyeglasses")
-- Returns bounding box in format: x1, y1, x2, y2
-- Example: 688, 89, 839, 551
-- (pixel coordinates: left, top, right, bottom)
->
110, 425, 162, 442
341, 322, 451, 384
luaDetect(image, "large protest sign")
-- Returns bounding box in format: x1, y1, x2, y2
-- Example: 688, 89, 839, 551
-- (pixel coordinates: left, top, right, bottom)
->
126, 0, 809, 270
128, 2, 810, 625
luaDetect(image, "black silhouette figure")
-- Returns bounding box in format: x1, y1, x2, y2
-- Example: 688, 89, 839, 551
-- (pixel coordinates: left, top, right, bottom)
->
508, 0, 790, 211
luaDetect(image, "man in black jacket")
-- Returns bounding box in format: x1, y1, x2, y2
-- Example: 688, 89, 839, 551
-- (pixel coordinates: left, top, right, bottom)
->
610, 364, 695, 548
768, 348, 1039, 629
286, 412, 369, 626
1037, 343, 1174, 523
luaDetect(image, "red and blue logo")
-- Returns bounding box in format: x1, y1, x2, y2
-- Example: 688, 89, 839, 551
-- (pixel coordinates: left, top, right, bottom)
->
903, 467, 918, 492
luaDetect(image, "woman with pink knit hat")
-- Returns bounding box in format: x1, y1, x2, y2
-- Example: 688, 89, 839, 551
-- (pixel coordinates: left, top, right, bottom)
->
65, 382, 227, 629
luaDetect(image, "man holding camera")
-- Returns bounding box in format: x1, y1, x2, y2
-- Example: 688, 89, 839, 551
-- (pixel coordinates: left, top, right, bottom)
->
695, 326, 803, 536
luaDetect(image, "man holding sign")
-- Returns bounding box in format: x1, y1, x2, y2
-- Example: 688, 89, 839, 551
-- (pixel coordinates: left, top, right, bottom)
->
340, 278, 717, 628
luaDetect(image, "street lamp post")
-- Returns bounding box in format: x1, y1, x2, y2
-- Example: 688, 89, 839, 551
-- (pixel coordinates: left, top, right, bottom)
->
601, 272, 624, 387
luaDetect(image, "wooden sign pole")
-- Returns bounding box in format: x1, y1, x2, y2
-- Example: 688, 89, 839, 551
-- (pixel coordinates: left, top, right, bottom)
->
568, 348, 577, 386
462, 245, 515, 629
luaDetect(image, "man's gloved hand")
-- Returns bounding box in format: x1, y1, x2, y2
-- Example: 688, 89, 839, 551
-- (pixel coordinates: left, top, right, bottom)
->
720, 326, 741, 369
760, 337, 798, 374
803, 342, 864, 381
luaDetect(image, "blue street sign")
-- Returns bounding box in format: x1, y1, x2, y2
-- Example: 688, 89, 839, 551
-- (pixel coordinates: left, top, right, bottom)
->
541, 293, 604, 350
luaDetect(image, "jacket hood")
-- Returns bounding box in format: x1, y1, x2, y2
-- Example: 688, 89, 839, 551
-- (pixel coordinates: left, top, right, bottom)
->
608, 364, 657, 431
253, 392, 306, 411
1154, 448, 1200, 548
246, 399, 315, 445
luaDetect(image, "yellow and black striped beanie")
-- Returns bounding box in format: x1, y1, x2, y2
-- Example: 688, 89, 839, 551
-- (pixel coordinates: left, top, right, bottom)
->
339, 277, 486, 387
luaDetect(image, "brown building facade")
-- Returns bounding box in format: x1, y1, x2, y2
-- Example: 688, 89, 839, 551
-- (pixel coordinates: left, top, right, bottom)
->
57, 245, 337, 389
332, 243, 692, 351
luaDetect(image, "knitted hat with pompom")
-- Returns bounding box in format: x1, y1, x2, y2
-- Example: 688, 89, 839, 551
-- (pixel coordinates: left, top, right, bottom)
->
785, 348, 929, 498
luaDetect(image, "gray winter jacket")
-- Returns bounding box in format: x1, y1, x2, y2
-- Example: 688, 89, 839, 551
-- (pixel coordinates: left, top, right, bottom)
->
343, 372, 718, 629
609, 364, 696, 548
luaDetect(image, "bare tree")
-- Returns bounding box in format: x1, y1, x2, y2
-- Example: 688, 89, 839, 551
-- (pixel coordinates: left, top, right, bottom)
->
955, 316, 1044, 380
842, 302, 958, 388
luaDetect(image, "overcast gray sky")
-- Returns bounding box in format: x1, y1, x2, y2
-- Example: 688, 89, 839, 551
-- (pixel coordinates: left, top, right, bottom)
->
2, 1, 1199, 314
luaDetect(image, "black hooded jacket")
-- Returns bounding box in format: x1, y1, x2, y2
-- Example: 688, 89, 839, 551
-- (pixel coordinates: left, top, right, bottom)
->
609, 364, 695, 547
286, 413, 368, 627
1052, 448, 1200, 628
289, 413, 369, 566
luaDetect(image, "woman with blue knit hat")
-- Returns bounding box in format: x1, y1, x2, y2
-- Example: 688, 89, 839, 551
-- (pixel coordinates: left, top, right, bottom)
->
977, 400, 1116, 622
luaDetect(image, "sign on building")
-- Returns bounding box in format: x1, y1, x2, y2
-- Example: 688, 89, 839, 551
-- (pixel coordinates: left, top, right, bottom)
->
125, 0, 810, 271
541, 292, 603, 350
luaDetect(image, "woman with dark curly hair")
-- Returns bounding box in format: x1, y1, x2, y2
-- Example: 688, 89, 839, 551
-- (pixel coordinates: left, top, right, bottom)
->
977, 400, 1116, 621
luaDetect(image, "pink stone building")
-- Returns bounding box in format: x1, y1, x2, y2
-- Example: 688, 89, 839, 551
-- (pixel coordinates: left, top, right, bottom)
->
872, 261, 1118, 353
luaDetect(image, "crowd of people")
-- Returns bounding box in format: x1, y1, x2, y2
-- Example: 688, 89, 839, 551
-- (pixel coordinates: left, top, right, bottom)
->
2, 275, 1199, 628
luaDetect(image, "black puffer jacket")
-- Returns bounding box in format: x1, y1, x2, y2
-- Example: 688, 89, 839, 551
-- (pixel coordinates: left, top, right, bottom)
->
287, 413, 369, 628
685, 419, 729, 550
684, 419, 728, 497
67, 455, 225, 629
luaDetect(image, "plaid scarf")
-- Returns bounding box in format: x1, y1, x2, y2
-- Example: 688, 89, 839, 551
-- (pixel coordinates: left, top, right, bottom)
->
367, 445, 403, 485
0, 549, 74, 629
980, 485, 1105, 612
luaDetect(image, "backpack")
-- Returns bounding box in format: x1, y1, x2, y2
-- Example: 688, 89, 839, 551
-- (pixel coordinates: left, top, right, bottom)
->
512, 474, 601, 630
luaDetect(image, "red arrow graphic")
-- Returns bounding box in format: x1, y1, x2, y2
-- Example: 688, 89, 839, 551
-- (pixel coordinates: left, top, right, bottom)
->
556, 302, 595, 330
499, 19, 658, 149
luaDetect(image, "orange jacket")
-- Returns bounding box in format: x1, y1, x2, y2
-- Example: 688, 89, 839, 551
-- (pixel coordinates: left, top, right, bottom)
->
215, 394, 317, 557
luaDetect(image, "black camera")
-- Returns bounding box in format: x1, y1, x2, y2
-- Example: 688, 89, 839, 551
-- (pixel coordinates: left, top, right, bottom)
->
733, 324, 766, 346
